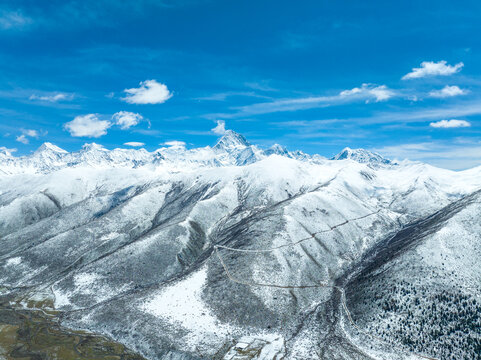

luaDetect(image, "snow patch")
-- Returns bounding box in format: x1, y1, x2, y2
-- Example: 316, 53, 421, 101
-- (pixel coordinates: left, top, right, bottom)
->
141, 266, 235, 348
5, 257, 21, 266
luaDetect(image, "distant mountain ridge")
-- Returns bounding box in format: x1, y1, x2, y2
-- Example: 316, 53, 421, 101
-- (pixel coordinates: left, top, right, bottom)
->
330, 147, 392, 165
0, 130, 393, 175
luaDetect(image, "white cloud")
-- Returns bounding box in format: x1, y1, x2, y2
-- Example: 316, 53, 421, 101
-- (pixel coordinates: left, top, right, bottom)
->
211, 120, 226, 135
402, 61, 463, 80
16, 134, 29, 144
122, 80, 172, 104
17, 129, 39, 138
340, 83, 394, 102
15, 129, 40, 144
429, 119, 471, 128
112, 111, 143, 129
162, 140, 186, 147
428, 85, 468, 98
0, 10, 32, 30
23, 129, 38, 138
124, 141, 145, 147
29, 93, 73, 102
64, 114, 111, 137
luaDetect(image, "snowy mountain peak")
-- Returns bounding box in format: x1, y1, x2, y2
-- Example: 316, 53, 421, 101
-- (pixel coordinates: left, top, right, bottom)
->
265, 143, 289, 156
331, 147, 391, 165
214, 130, 250, 150
35, 142, 68, 154
81, 143, 107, 152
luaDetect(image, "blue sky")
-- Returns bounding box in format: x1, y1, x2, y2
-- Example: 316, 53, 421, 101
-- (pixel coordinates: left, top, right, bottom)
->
1, 0, 481, 169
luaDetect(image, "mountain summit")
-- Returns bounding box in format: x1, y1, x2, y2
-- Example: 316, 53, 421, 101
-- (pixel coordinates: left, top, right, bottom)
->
34, 142, 68, 154
331, 147, 391, 165
213, 130, 250, 150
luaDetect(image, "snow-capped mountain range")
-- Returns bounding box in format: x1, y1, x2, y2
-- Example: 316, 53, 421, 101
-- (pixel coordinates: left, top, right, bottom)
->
1, 130, 480, 360
0, 130, 387, 175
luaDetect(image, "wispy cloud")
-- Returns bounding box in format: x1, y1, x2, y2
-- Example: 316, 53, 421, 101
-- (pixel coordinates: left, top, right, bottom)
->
0, 88, 78, 108
205, 83, 395, 118
29, 93, 74, 102
373, 141, 481, 170
132, 128, 163, 136
16, 134, 29, 144
0, 10, 32, 30
15, 129, 40, 145
122, 80, 172, 104
244, 81, 278, 92
64, 114, 111, 138
0, 1, 201, 33
402, 60, 463, 80
196, 91, 271, 101
428, 85, 468, 98
429, 119, 471, 128
339, 100, 481, 125
223, 95, 333, 117
271, 119, 368, 140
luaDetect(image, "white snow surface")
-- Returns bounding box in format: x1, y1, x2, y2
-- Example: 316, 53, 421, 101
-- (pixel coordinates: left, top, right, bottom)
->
142, 266, 236, 348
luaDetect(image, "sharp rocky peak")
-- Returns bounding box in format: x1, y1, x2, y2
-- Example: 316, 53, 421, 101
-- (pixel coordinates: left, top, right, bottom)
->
331, 147, 391, 165
270, 143, 288, 153
214, 130, 251, 150
35, 142, 68, 154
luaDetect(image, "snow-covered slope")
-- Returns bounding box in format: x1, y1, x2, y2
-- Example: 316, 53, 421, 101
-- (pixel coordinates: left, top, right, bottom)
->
0, 131, 480, 360
344, 191, 481, 359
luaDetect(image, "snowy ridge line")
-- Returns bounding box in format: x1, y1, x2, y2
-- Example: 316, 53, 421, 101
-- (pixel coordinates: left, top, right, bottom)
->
215, 209, 381, 253
214, 211, 439, 360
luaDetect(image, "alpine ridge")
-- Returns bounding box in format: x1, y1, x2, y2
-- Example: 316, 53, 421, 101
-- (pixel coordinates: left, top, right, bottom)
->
0, 131, 396, 175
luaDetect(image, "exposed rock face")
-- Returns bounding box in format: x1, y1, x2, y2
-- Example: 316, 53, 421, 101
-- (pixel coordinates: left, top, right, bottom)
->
1, 132, 480, 359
